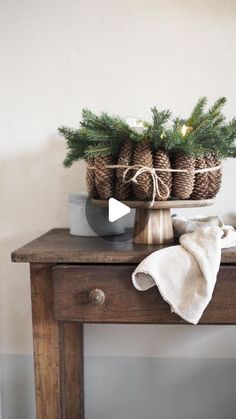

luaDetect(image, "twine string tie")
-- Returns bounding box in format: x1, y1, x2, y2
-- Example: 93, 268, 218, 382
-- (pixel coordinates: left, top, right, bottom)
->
122, 165, 170, 206
87, 163, 222, 206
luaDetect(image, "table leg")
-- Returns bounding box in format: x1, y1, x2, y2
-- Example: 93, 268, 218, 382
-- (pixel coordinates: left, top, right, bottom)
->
59, 322, 84, 418
30, 264, 84, 419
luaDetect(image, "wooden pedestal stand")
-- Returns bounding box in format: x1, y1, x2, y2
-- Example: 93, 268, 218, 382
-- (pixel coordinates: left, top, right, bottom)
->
91, 199, 214, 245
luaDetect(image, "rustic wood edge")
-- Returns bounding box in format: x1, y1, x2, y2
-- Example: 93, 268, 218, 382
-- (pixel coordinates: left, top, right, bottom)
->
11, 228, 236, 264
91, 198, 215, 209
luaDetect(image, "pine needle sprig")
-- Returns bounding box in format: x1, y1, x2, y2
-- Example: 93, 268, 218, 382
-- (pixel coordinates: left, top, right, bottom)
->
81, 109, 133, 142
186, 96, 207, 128
84, 143, 114, 159
208, 96, 227, 119
148, 107, 172, 150
59, 126, 88, 167
210, 118, 236, 158
164, 118, 197, 155
80, 108, 137, 158
81, 128, 113, 143
166, 97, 233, 158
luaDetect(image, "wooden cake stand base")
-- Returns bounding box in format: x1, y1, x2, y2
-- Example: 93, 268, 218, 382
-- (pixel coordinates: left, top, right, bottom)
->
91, 199, 214, 245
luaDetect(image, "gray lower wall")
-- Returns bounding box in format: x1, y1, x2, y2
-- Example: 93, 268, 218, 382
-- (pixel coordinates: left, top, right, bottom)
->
1, 355, 236, 419
0, 355, 35, 419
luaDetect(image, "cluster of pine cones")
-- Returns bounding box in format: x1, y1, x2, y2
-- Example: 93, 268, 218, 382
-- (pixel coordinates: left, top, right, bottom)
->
86, 139, 222, 201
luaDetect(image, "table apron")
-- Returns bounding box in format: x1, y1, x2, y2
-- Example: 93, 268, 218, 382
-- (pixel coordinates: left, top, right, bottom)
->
52, 264, 236, 325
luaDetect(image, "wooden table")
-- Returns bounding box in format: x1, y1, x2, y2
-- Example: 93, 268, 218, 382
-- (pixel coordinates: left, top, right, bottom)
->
11, 229, 236, 419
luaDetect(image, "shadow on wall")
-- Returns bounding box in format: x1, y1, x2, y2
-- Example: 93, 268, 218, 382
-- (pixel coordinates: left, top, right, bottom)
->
0, 136, 86, 354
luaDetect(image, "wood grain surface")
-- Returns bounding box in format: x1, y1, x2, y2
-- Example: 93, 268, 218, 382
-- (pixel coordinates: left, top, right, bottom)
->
52, 264, 236, 325
11, 229, 236, 264
31, 264, 84, 419
59, 323, 84, 418
91, 198, 215, 209
31, 264, 61, 419
133, 208, 174, 244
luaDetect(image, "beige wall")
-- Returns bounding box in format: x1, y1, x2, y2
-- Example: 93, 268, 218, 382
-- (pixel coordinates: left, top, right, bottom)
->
1, 0, 236, 355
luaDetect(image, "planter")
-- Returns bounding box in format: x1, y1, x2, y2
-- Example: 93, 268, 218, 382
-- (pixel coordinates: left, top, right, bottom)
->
69, 193, 124, 236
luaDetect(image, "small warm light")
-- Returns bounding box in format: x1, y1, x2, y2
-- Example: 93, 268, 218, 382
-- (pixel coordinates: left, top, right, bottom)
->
136, 118, 145, 128
125, 116, 148, 134
181, 124, 188, 136
181, 124, 193, 137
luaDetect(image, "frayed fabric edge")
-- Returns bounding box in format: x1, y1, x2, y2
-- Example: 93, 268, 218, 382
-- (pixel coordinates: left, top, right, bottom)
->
132, 269, 202, 325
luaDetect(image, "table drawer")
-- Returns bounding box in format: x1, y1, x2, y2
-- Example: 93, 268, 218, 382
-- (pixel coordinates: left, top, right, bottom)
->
52, 265, 236, 324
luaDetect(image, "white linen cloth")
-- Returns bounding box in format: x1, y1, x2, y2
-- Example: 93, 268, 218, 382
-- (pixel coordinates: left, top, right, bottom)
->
132, 216, 236, 324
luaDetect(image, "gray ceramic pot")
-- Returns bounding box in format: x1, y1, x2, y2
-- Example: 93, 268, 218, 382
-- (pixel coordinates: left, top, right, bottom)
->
69, 193, 125, 236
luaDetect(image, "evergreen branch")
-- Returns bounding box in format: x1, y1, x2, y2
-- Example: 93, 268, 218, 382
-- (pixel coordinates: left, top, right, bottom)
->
59, 99, 236, 167
228, 145, 236, 158
84, 144, 114, 159
186, 96, 207, 128
81, 128, 114, 143
149, 107, 172, 150
81, 108, 132, 141
208, 97, 227, 118
166, 97, 231, 157
59, 126, 88, 167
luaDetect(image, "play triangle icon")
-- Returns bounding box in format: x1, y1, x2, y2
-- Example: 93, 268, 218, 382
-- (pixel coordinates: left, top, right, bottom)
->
108, 198, 131, 222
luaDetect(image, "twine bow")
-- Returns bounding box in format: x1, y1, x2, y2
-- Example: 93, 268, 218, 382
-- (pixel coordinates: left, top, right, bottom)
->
123, 165, 170, 206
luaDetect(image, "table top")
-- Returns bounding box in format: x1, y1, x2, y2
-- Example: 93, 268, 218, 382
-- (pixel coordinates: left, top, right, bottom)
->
11, 229, 236, 264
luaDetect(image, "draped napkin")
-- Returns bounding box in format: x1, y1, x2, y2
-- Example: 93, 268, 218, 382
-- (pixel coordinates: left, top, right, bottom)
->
132, 216, 236, 324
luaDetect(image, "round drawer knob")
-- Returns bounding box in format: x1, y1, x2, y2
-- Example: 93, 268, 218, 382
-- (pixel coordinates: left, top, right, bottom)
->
89, 289, 105, 306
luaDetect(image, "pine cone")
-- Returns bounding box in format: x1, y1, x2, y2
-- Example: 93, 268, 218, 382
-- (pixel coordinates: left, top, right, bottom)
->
115, 138, 133, 200
205, 153, 222, 198
173, 153, 195, 199
191, 157, 208, 200
94, 156, 114, 199
154, 149, 172, 200
86, 158, 98, 198
132, 139, 153, 200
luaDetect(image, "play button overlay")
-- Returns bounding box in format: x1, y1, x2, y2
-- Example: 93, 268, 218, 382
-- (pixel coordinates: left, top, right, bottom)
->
84, 195, 134, 242
108, 198, 131, 222
85, 195, 148, 242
